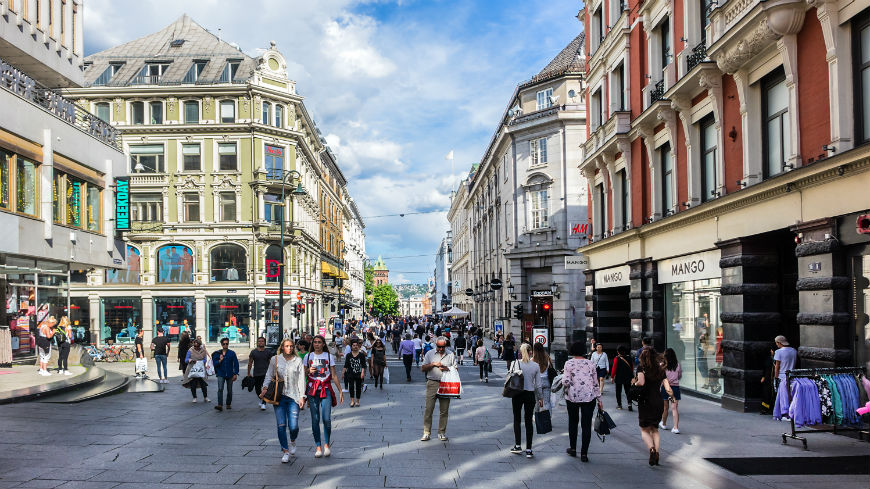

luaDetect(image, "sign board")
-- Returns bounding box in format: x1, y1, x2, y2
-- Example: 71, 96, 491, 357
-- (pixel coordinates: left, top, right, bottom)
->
523, 321, 532, 334
333, 318, 342, 335
657, 250, 721, 284
594, 265, 631, 289
265, 289, 295, 295
531, 290, 553, 297
306, 297, 314, 304
115, 177, 130, 230
570, 222, 590, 236
565, 254, 589, 270
265, 259, 281, 278
494, 320, 504, 335
322, 278, 335, 287
532, 328, 549, 348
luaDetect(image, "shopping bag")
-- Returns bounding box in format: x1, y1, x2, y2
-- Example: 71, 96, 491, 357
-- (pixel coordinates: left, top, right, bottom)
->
135, 358, 148, 374
437, 367, 462, 398
204, 355, 215, 376
188, 360, 205, 378
383, 366, 390, 384
594, 408, 615, 442
535, 409, 553, 434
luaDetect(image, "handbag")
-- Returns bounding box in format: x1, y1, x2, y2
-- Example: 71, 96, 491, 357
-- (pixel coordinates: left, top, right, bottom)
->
535, 409, 553, 434
135, 357, 148, 374
502, 361, 524, 398
594, 408, 614, 441
628, 382, 646, 406
261, 357, 283, 406
188, 360, 206, 379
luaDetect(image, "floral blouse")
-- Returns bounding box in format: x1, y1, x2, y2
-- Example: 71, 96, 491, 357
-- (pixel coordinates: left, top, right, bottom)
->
562, 357, 601, 403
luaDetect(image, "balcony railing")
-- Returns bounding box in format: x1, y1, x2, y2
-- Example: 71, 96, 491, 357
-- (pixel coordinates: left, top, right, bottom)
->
130, 74, 162, 85
650, 80, 666, 103
686, 42, 708, 72
130, 220, 163, 233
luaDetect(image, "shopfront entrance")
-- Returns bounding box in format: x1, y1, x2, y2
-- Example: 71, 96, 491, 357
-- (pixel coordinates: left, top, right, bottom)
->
206, 297, 251, 344
101, 297, 142, 344
593, 265, 631, 354
1, 258, 70, 359
154, 297, 195, 342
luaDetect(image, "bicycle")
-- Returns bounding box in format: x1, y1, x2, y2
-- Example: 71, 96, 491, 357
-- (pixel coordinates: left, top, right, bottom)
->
101, 344, 125, 362
83, 344, 105, 362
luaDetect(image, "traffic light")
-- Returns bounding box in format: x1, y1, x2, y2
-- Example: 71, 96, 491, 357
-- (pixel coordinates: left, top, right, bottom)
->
252, 300, 264, 321
513, 304, 524, 320
292, 303, 301, 317
299, 303, 306, 315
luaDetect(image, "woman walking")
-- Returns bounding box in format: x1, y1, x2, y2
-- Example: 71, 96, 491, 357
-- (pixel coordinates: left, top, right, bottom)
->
611, 345, 634, 411
182, 338, 210, 403
177, 331, 191, 372
304, 335, 344, 458
633, 348, 675, 466
659, 348, 682, 434
413, 334, 423, 366
370, 339, 387, 389
474, 339, 490, 382
502, 333, 516, 367
399, 334, 416, 382
508, 343, 543, 459
342, 339, 366, 407
562, 341, 603, 462
532, 342, 553, 411
590, 343, 609, 394
261, 339, 307, 463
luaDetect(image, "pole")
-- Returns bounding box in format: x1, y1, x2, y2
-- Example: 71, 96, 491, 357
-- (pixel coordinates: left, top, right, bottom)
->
278, 175, 286, 344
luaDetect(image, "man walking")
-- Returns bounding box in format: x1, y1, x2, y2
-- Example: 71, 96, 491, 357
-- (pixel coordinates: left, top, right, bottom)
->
420, 337, 455, 441
212, 338, 239, 411
150, 328, 171, 383
248, 336, 273, 410
773, 335, 797, 391
454, 332, 467, 365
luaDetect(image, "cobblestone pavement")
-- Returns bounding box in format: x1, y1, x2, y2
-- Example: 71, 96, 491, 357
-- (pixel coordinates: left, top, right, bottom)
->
0, 354, 867, 489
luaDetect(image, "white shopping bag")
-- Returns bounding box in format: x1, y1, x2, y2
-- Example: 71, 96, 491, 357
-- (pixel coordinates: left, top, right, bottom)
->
188, 360, 206, 378
436, 367, 462, 398
135, 358, 148, 373
383, 366, 390, 384
204, 355, 215, 376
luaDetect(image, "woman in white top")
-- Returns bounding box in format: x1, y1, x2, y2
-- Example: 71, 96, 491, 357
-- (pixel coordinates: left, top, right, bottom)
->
261, 338, 307, 463
509, 343, 543, 459
590, 343, 609, 394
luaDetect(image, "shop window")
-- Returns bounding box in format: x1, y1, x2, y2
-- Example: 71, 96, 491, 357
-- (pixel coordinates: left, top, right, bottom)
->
16, 156, 37, 216
762, 68, 789, 178
65, 175, 83, 227
0, 149, 9, 209
219, 100, 235, 123
183, 100, 199, 124
94, 102, 110, 122
182, 143, 201, 171
854, 12, 870, 144
700, 115, 718, 202
157, 244, 194, 283
265, 145, 283, 179
52, 171, 61, 222
130, 193, 162, 222
264, 193, 282, 224
207, 297, 250, 343
262, 102, 271, 125
664, 279, 723, 397
131, 101, 144, 125
87, 184, 100, 232
69, 297, 90, 345
265, 244, 283, 283
130, 144, 164, 173
101, 297, 142, 344
210, 244, 246, 282
182, 193, 200, 222
5, 272, 36, 358
218, 142, 237, 171
154, 297, 195, 342
105, 245, 141, 284
219, 192, 236, 221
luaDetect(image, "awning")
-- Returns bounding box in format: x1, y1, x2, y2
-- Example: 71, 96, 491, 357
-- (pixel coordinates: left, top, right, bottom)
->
321, 261, 337, 277
339, 270, 349, 280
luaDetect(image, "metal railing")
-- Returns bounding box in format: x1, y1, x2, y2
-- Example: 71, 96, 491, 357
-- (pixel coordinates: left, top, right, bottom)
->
650, 80, 666, 103
686, 42, 708, 72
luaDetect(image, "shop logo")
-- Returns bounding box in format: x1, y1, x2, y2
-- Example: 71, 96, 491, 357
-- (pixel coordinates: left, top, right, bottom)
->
671, 260, 705, 277
602, 271, 623, 283
265, 259, 281, 278
570, 223, 590, 235
115, 177, 130, 230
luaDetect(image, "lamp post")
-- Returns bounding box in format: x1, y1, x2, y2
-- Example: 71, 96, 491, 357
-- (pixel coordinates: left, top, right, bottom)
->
278, 170, 306, 343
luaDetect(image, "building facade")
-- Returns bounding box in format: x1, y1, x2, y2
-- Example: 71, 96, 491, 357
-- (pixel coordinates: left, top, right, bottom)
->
318, 147, 348, 325
448, 181, 471, 317
579, 0, 870, 410
66, 16, 357, 348
433, 233, 452, 313
399, 295, 425, 317
0, 0, 127, 361
343, 197, 365, 320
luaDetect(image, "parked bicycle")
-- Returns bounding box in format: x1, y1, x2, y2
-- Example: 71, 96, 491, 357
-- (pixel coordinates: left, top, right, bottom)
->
83, 344, 105, 362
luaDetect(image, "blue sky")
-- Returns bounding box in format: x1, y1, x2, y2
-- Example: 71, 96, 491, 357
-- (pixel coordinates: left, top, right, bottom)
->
84, 0, 583, 284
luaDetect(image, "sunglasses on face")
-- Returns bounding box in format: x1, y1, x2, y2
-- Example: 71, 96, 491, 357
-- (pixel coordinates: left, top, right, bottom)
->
221, 342, 229, 346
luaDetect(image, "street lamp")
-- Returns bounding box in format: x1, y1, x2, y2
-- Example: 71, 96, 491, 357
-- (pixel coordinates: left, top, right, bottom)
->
278, 170, 306, 342
550, 281, 560, 299
507, 284, 516, 299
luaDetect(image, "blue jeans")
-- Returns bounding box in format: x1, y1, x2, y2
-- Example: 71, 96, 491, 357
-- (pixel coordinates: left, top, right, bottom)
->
310, 390, 333, 447
217, 376, 234, 406
274, 395, 301, 450
154, 355, 167, 379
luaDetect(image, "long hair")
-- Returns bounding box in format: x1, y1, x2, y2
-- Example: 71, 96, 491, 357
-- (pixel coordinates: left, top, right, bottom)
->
519, 342, 532, 362
532, 342, 550, 372
639, 347, 665, 378
279, 338, 295, 356
664, 348, 678, 371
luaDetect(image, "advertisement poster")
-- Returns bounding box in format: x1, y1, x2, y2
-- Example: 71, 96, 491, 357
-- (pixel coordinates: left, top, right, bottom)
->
157, 245, 194, 283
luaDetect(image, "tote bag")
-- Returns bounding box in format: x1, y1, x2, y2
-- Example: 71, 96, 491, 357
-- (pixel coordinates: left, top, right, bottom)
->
261, 357, 283, 406
188, 360, 206, 378
535, 409, 553, 434
502, 361, 524, 398
134, 358, 148, 374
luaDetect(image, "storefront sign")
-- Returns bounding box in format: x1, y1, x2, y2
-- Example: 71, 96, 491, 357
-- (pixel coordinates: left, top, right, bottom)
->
531, 290, 553, 297
115, 177, 130, 230
226, 289, 237, 293
265, 259, 281, 278
322, 278, 335, 287
565, 255, 589, 270
595, 265, 631, 288
657, 250, 721, 284
494, 320, 503, 334
570, 223, 590, 235
265, 289, 294, 295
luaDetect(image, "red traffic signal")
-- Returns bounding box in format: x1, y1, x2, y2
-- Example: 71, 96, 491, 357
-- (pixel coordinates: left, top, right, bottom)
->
542, 303, 551, 311
299, 303, 306, 314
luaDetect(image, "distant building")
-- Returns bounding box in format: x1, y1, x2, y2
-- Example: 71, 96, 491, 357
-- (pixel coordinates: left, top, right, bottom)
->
400, 295, 425, 317
373, 256, 388, 286
433, 233, 452, 313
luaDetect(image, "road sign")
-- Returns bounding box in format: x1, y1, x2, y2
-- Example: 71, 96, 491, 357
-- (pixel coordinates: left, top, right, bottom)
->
532, 328, 548, 348
494, 320, 503, 335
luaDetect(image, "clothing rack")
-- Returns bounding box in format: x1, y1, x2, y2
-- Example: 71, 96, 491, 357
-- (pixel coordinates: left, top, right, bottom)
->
781, 366, 867, 450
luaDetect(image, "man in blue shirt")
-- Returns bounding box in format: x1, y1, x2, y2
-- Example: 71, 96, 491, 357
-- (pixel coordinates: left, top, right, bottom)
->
773, 335, 797, 390
212, 337, 239, 411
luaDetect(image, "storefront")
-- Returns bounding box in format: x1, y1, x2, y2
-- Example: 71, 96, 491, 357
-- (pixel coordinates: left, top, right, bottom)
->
660, 250, 723, 398
206, 296, 250, 343
1, 258, 70, 359
101, 297, 142, 344
154, 297, 196, 341
69, 297, 91, 345
591, 264, 631, 352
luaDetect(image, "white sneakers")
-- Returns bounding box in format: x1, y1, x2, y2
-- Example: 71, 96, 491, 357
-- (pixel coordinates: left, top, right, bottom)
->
314, 447, 323, 458
289, 442, 296, 455
192, 398, 198, 403
281, 452, 291, 463
658, 421, 668, 430
62, 370, 73, 376
38, 370, 51, 376
671, 428, 680, 434
204, 398, 211, 402
259, 402, 267, 411
323, 445, 331, 457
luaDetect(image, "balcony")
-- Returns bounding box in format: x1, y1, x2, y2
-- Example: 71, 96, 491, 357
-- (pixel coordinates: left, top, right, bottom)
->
130, 174, 169, 186
686, 43, 708, 73
665, 45, 721, 105
130, 74, 162, 85
650, 80, 666, 104
583, 111, 631, 160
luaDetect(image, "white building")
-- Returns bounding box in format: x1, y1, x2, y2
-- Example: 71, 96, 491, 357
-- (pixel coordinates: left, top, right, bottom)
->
342, 197, 365, 320
400, 295, 425, 318
433, 233, 452, 313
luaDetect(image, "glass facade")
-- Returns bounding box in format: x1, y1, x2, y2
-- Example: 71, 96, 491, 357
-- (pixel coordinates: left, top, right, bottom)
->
1, 258, 70, 359
154, 297, 195, 342
665, 279, 723, 397
69, 297, 90, 345
206, 297, 250, 343
101, 297, 142, 344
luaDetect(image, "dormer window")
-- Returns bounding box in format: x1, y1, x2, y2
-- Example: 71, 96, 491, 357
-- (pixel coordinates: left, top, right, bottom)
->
93, 62, 124, 86
536, 88, 554, 111
134, 62, 170, 85
220, 60, 241, 83
183, 61, 207, 83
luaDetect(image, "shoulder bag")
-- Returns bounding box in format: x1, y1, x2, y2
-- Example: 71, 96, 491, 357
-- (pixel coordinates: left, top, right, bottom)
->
502, 361, 524, 398
628, 373, 647, 406
594, 407, 616, 441
535, 408, 552, 434
261, 356, 284, 406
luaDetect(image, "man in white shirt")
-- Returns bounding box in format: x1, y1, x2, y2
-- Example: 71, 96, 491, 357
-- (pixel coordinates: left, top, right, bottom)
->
420, 337, 455, 442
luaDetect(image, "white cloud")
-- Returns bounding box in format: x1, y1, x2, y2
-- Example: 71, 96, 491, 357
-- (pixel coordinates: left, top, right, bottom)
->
322, 14, 397, 79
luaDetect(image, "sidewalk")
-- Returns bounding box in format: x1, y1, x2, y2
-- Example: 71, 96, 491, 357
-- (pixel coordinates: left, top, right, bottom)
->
0, 365, 89, 403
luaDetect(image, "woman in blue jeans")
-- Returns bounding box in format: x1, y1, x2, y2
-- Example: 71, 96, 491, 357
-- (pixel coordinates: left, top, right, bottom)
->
304, 335, 345, 458
261, 339, 308, 463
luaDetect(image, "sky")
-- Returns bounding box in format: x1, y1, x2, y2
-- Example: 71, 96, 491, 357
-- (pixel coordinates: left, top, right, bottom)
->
84, 0, 583, 284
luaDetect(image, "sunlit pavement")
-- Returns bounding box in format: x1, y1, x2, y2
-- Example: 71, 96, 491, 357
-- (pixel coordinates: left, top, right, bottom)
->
0, 355, 867, 489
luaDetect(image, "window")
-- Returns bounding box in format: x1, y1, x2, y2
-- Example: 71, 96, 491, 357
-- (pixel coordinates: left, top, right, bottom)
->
536, 88, 553, 111
92, 63, 123, 86
618, 169, 628, 229
59, 0, 65, 45
595, 183, 606, 235
591, 7, 603, 51
0, 150, 11, 210
219, 60, 241, 83
701, 0, 713, 43
219, 192, 236, 222
94, 102, 110, 122
219, 100, 235, 123
530, 137, 547, 166
700, 115, 718, 202
210, 244, 246, 282
130, 193, 162, 222
149, 101, 163, 124
182, 193, 199, 222
265, 194, 282, 224
262, 102, 271, 125
275, 105, 283, 128
218, 143, 238, 171
130, 145, 164, 173
265, 245, 283, 283
591, 88, 603, 129
183, 61, 207, 83
614, 65, 625, 111
855, 13, 870, 144
52, 171, 61, 222
135, 62, 170, 84
265, 145, 283, 179
16, 156, 37, 216
105, 245, 140, 285
762, 69, 789, 178
661, 17, 672, 68
530, 189, 549, 229
65, 175, 82, 227
183, 101, 199, 124
131, 101, 144, 125
157, 245, 193, 283
661, 143, 674, 214
181, 143, 201, 171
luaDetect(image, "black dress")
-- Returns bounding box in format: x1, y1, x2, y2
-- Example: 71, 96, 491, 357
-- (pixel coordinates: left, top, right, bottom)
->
637, 367, 665, 428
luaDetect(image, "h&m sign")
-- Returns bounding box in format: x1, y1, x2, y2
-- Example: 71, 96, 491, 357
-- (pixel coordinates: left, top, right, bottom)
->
594, 265, 631, 289
657, 250, 721, 284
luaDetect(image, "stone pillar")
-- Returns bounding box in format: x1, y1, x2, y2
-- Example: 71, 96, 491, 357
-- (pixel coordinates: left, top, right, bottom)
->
195, 291, 207, 341
142, 292, 154, 344
717, 238, 780, 412
792, 219, 851, 367
89, 294, 101, 346
629, 259, 663, 353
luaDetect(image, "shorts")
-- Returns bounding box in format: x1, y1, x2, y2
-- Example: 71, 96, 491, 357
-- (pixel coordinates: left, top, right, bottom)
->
661, 385, 681, 400
596, 367, 608, 379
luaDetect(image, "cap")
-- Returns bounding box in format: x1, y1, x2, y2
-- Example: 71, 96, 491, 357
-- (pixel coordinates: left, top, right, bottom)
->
774, 335, 789, 346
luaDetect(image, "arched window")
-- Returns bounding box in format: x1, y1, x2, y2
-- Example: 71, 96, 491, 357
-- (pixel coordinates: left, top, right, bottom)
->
106, 245, 141, 284
265, 245, 283, 283
211, 244, 246, 282
157, 245, 194, 283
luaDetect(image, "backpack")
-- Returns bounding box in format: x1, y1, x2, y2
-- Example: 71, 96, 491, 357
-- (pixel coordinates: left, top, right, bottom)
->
423, 342, 434, 354
54, 327, 68, 344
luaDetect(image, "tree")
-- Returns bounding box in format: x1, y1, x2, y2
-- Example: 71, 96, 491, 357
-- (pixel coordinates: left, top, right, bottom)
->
364, 263, 374, 298
371, 283, 399, 318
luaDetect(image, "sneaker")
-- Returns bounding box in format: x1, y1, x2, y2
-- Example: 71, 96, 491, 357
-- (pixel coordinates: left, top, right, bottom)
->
658, 421, 668, 430
438, 434, 448, 441
214, 405, 223, 411
525, 449, 534, 458
226, 405, 232, 410
204, 398, 211, 403
289, 442, 297, 455
420, 433, 431, 441
281, 452, 291, 463
63, 370, 73, 376
510, 445, 523, 454
485, 378, 488, 383
323, 445, 331, 457
342, 388, 349, 393
314, 447, 323, 458
362, 384, 368, 392
260, 403, 267, 411
192, 398, 198, 403
671, 428, 680, 434
616, 405, 623, 410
